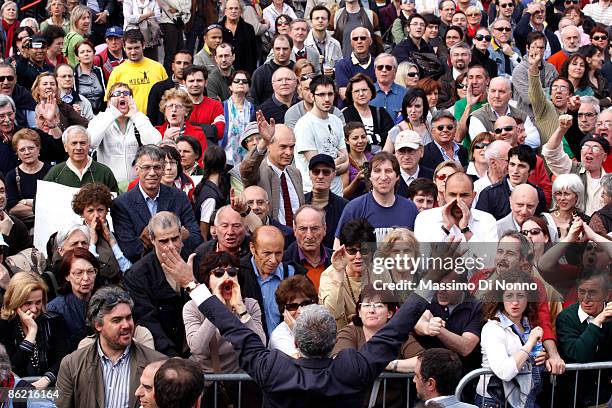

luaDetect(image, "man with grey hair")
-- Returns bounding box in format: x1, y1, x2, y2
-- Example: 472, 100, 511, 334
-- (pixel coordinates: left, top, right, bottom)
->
124, 211, 191, 357
421, 110, 469, 169
473, 140, 512, 201
438, 42, 471, 109
56, 286, 165, 408
111, 144, 202, 263
548, 24, 581, 72
577, 96, 600, 135
371, 53, 405, 120
335, 27, 376, 100
244, 185, 295, 247
43, 125, 118, 191
0, 62, 36, 128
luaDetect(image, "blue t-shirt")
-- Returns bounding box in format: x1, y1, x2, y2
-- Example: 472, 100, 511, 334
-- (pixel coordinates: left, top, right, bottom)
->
335, 193, 418, 242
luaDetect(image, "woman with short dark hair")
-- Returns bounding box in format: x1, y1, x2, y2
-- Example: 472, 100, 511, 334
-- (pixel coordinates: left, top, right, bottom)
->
176, 135, 203, 177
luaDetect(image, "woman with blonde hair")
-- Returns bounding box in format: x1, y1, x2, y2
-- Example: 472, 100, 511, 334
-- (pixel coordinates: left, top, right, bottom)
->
433, 160, 464, 206
63, 5, 91, 66
0, 272, 69, 389
31, 72, 89, 131
372, 228, 420, 295
0, 1, 19, 58
395, 61, 420, 89
40, 0, 70, 33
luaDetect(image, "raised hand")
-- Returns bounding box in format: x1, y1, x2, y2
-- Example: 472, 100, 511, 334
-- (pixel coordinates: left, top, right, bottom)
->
164, 126, 181, 141
331, 245, 349, 275
229, 188, 248, 214
466, 83, 480, 107
125, 97, 139, 118
441, 198, 458, 230
17, 308, 38, 341
558, 114, 573, 132
256, 110, 275, 147
88, 217, 99, 245
160, 245, 196, 288
456, 198, 472, 231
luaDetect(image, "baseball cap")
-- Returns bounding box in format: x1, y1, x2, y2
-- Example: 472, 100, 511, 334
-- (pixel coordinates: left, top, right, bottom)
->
308, 154, 335, 170
30, 36, 47, 49
394, 130, 423, 151
580, 134, 610, 155
105, 26, 123, 38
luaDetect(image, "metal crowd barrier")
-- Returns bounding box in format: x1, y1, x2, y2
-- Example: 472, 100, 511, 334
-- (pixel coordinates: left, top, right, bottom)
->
454, 361, 612, 408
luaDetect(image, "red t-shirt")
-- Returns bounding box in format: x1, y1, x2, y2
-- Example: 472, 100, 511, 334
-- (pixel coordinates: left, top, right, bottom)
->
188, 97, 225, 141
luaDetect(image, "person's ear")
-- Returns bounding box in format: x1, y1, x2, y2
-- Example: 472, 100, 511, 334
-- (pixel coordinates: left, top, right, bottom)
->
249, 241, 256, 255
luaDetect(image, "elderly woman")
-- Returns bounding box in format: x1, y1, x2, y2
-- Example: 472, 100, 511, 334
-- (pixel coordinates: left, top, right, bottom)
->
156, 88, 207, 164
176, 135, 204, 177
45, 223, 91, 296
589, 173, 612, 236
0, 1, 19, 58
319, 219, 375, 330
183, 251, 265, 406
46, 248, 100, 351
62, 5, 91, 67
332, 285, 424, 406
383, 88, 432, 151
467, 132, 493, 181
72, 182, 131, 280
74, 40, 106, 114
395, 61, 420, 89
0, 272, 69, 388
269, 275, 318, 358
465, 6, 483, 41
542, 173, 589, 240
342, 73, 394, 154
433, 160, 464, 206
5, 129, 52, 225
31, 72, 89, 131
40, 0, 70, 33
88, 82, 161, 185
223, 70, 256, 166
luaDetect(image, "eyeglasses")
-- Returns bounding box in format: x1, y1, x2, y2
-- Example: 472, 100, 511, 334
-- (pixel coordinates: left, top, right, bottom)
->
456, 83, 467, 89
494, 26, 512, 32
166, 103, 184, 110
311, 168, 333, 176
564, 0, 578, 3
300, 73, 316, 82
90, 291, 132, 318
285, 299, 316, 311
520, 228, 543, 236
499, 2, 514, 7
0, 75, 15, 82
494, 125, 515, 134
531, 9, 544, 14
360, 302, 387, 311
164, 159, 178, 166
110, 90, 132, 97
233, 78, 249, 84
352, 88, 370, 94
474, 34, 492, 41
345, 246, 371, 255
435, 124, 455, 131
314, 92, 335, 98
352, 36, 368, 41
211, 266, 239, 278
581, 144, 603, 153
273, 77, 296, 83
551, 84, 569, 91
277, 20, 289, 26
467, 12, 481, 16
410, 22, 426, 27
71, 268, 98, 279
18, 146, 37, 153
406, 71, 419, 77
139, 164, 163, 172
246, 199, 267, 206
578, 112, 596, 118
376, 64, 393, 71
592, 35, 608, 41
474, 142, 489, 149
435, 173, 452, 181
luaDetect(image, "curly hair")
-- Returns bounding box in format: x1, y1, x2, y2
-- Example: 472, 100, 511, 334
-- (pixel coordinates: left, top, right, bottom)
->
481, 269, 540, 325
71, 183, 113, 215
275, 275, 318, 314
159, 88, 193, 116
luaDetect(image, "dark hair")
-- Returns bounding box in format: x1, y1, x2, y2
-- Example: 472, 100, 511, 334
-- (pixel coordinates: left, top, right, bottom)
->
401, 88, 429, 124
272, 32, 293, 48
482, 269, 540, 324
520, 215, 551, 242
407, 13, 426, 27
173, 50, 193, 63
576, 269, 610, 292
183, 65, 209, 81
560, 54, 590, 90
578, 44, 603, 74
423, 13, 441, 26
344, 73, 376, 106
57, 247, 101, 296
309, 74, 336, 94
310, 4, 330, 20
551, 76, 575, 94
72, 182, 113, 215
175, 135, 203, 161
589, 25, 608, 39
123, 29, 145, 45
445, 25, 464, 41
197, 144, 230, 201
352, 284, 399, 326
161, 145, 183, 180
344, 121, 367, 139
562, 4, 583, 25
43, 25, 66, 44
196, 251, 240, 288
466, 63, 489, 78
526, 31, 547, 48
508, 144, 536, 171
418, 348, 463, 396
74, 39, 95, 56
338, 219, 376, 246
371, 151, 400, 179
469, 132, 493, 159
154, 358, 205, 408
230, 69, 251, 86
406, 178, 438, 200
13, 26, 35, 55
275, 275, 318, 314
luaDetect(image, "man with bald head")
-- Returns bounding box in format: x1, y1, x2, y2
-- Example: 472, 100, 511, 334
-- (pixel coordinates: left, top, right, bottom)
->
468, 77, 541, 149
415, 172, 498, 242
496, 184, 557, 239
243, 185, 295, 247
240, 225, 297, 336
547, 24, 581, 72
241, 115, 305, 228
135, 360, 166, 408
251, 34, 295, 105
259, 67, 299, 124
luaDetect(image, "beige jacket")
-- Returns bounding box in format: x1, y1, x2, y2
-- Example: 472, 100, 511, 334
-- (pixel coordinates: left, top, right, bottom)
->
318, 265, 362, 330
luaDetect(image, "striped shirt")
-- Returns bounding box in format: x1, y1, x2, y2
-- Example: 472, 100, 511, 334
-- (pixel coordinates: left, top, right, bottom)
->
98, 342, 132, 408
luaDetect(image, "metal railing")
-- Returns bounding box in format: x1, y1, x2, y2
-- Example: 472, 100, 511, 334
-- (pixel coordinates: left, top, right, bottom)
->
454, 361, 612, 408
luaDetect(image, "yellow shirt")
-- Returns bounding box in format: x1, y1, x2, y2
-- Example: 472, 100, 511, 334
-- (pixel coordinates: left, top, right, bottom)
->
106, 57, 168, 113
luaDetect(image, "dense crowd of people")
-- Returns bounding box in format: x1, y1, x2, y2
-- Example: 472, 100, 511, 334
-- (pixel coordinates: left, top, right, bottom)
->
0, 0, 611, 406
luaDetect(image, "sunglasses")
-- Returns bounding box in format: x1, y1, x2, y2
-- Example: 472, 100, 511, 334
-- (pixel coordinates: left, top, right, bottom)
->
592, 35, 608, 41
564, 0, 578, 3
285, 299, 316, 312
494, 26, 512, 32
435, 124, 455, 131
0, 75, 14, 82
494, 125, 514, 134
406, 71, 419, 77
110, 90, 132, 97
456, 83, 467, 89
352, 36, 368, 41
499, 2, 514, 7
311, 168, 333, 176
474, 142, 489, 149
474, 34, 492, 41
435, 173, 451, 181
233, 78, 249, 84
345, 246, 372, 255
300, 73, 317, 82
376, 64, 393, 71
467, 13, 481, 16
211, 266, 239, 278
520, 228, 542, 236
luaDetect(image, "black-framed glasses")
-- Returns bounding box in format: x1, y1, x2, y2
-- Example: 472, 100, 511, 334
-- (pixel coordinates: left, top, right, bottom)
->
0, 75, 15, 82
376, 64, 393, 71
474, 34, 492, 42
456, 83, 467, 89
345, 246, 372, 255
564, 0, 579, 3
499, 2, 514, 8
520, 228, 543, 236
474, 142, 489, 149
352, 36, 368, 41
285, 299, 316, 311
494, 125, 515, 134
592, 35, 608, 41
110, 90, 132, 97
233, 78, 249, 84
211, 266, 239, 278
494, 26, 512, 32
435, 124, 455, 131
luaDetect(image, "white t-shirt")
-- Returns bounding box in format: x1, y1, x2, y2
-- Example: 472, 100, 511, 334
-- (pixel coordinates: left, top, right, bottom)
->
269, 321, 298, 357
294, 112, 346, 196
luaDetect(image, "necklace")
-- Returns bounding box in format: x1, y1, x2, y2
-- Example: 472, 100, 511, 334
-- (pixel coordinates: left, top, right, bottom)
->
17, 323, 39, 370
345, 272, 358, 304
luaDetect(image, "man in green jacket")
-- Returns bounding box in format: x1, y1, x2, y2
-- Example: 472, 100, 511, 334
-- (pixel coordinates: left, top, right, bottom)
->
44, 125, 119, 193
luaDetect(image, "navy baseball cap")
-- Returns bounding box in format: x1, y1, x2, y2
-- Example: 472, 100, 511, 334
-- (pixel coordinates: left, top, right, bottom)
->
105, 26, 123, 38
308, 154, 335, 170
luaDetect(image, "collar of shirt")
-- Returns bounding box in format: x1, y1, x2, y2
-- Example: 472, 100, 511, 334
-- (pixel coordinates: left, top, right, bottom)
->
426, 396, 452, 405
204, 43, 213, 57
297, 244, 329, 265
452, 67, 463, 80
97, 339, 131, 366
578, 304, 596, 324
271, 94, 293, 109
351, 53, 372, 69
266, 156, 287, 178
497, 310, 532, 334
433, 140, 460, 159
250, 257, 284, 282
400, 166, 419, 184
506, 177, 515, 192
66, 156, 93, 178
375, 82, 400, 95
293, 46, 306, 55
138, 182, 160, 202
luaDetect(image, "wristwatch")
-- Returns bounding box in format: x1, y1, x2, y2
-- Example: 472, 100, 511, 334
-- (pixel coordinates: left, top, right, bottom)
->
184, 281, 198, 293
460, 226, 471, 234
239, 206, 251, 218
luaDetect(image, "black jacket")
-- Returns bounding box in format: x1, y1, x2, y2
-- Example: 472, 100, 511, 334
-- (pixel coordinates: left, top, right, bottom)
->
475, 177, 547, 220
471, 48, 498, 79
420, 142, 469, 170
221, 17, 257, 75
11, 84, 36, 128
395, 166, 434, 198
305, 192, 348, 249
147, 78, 176, 126
341, 104, 394, 149
251, 60, 295, 106
391, 37, 434, 64
124, 252, 190, 357
282, 241, 331, 279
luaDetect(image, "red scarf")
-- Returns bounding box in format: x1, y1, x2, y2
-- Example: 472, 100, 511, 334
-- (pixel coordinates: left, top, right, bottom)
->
2, 19, 19, 58
467, 24, 480, 39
